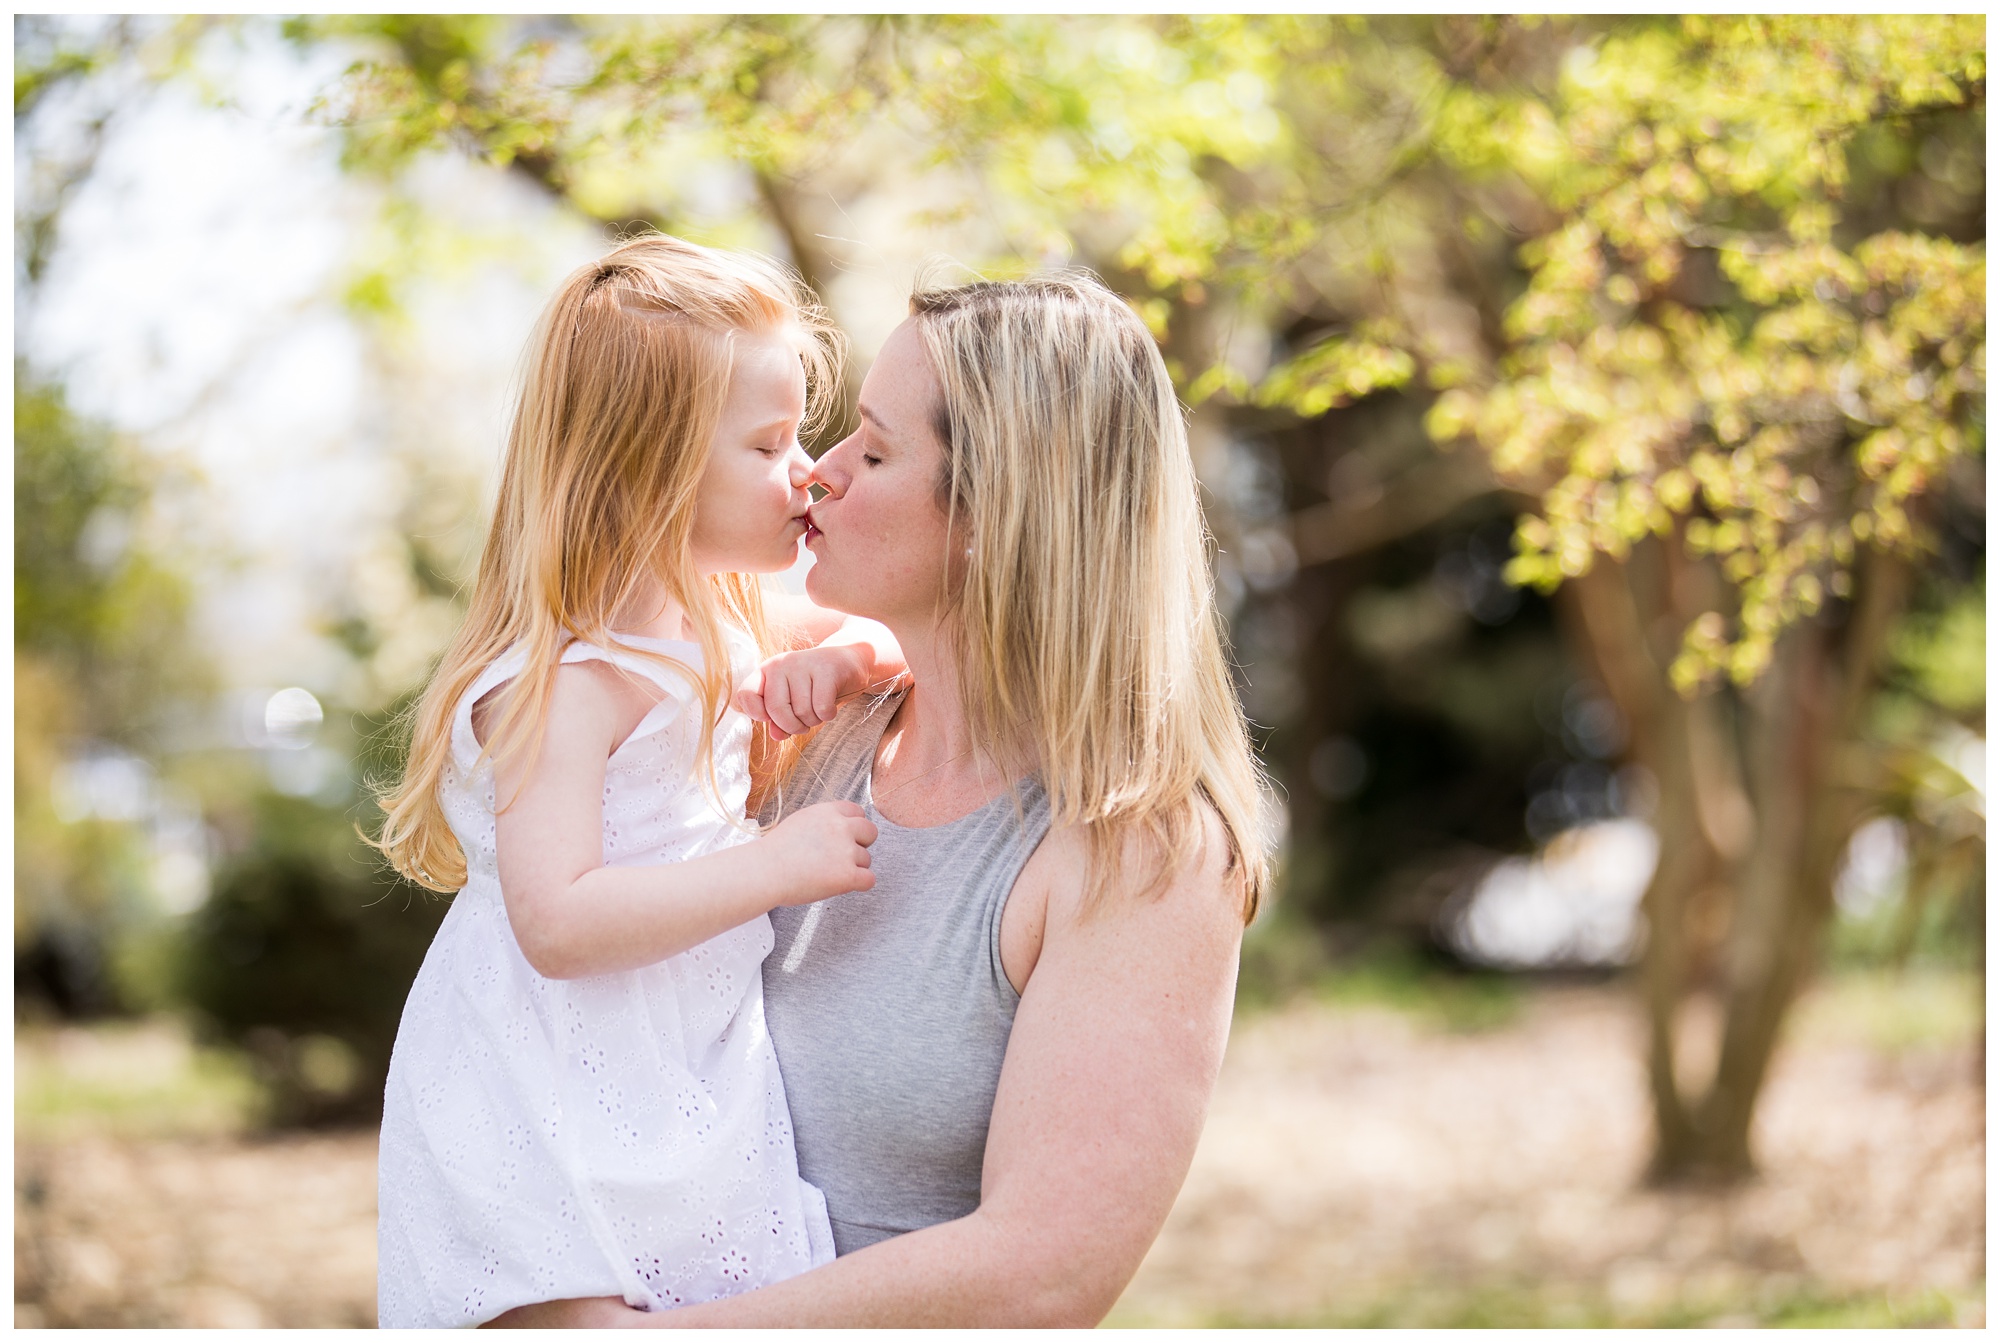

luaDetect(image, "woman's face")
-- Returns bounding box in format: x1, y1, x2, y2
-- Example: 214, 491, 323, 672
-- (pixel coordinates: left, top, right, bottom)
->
803, 319, 957, 626
689, 328, 815, 577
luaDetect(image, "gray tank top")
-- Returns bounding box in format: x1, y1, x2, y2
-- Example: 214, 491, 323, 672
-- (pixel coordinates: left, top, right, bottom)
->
759, 692, 1051, 1255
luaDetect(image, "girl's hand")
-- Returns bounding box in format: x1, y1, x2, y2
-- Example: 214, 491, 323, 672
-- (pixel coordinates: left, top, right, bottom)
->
735, 645, 876, 741
760, 800, 878, 904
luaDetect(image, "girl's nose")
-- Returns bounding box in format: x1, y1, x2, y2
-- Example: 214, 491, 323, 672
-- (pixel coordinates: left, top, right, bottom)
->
786, 448, 813, 490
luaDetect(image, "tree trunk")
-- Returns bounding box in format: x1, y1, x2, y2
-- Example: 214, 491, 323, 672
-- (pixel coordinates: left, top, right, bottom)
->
1674, 545, 1911, 1179
1557, 542, 1911, 1185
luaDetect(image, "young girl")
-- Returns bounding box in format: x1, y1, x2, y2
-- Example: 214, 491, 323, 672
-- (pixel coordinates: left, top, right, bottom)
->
371, 235, 900, 1328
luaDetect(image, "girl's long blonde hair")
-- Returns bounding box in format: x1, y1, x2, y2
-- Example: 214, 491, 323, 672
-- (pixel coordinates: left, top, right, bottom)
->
909, 272, 1271, 923
375, 233, 842, 892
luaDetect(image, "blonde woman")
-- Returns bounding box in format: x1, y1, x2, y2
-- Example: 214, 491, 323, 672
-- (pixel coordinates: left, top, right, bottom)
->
371, 235, 909, 1326
496, 271, 1267, 1327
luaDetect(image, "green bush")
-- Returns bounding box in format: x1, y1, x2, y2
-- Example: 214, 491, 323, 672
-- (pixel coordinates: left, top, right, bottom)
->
176, 789, 448, 1127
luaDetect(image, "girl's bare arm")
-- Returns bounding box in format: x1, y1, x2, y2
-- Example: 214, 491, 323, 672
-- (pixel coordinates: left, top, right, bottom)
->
491, 661, 875, 981
742, 594, 906, 738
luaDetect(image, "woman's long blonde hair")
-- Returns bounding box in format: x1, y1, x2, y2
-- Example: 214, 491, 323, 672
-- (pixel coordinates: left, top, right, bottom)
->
374, 234, 842, 892
909, 272, 1270, 923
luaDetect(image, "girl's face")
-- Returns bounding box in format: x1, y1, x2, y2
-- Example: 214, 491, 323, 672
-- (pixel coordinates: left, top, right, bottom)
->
802, 318, 958, 628
689, 329, 815, 576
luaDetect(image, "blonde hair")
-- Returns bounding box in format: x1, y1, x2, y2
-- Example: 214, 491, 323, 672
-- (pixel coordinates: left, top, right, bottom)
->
375, 233, 842, 892
909, 271, 1270, 922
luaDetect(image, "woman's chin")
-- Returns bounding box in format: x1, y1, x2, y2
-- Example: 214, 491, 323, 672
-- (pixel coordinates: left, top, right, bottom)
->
802, 562, 846, 609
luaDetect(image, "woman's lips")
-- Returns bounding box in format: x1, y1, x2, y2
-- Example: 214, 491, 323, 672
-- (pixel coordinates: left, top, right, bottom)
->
802, 506, 823, 544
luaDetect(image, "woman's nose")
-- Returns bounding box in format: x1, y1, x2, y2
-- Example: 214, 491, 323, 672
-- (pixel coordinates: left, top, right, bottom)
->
809, 440, 852, 498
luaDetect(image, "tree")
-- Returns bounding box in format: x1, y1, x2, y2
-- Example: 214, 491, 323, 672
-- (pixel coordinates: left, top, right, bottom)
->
188, 15, 1986, 1174
1413, 16, 1984, 1181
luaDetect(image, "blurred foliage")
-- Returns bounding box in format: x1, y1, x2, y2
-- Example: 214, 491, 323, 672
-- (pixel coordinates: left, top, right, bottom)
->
1842, 570, 1988, 971
12, 357, 448, 1126
15, 21, 453, 1133
14, 367, 208, 1015
13, 366, 202, 735
176, 787, 447, 1127
1888, 576, 1985, 716
1423, 18, 1985, 691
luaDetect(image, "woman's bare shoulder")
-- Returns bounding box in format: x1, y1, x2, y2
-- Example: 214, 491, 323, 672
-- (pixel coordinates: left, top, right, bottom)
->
1011, 799, 1242, 978
1047, 797, 1234, 900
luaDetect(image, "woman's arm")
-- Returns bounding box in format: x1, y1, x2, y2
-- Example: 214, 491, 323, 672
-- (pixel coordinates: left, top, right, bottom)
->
493, 661, 877, 980
496, 809, 1243, 1325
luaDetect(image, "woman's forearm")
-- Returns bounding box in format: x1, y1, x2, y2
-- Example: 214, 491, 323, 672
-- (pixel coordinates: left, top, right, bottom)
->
627, 1208, 1104, 1328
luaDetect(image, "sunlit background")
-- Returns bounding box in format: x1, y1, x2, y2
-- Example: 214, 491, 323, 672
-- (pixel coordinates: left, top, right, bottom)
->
15, 15, 1985, 1328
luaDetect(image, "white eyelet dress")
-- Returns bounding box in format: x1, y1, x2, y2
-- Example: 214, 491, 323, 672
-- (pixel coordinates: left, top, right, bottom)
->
375, 632, 833, 1328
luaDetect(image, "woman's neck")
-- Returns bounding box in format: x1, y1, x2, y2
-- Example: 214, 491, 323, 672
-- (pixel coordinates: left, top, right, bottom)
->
871, 621, 1007, 824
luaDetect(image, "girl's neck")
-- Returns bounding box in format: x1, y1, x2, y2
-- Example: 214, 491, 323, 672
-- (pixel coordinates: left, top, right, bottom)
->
612, 581, 695, 643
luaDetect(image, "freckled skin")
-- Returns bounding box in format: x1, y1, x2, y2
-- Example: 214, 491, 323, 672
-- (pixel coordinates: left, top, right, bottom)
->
801, 322, 960, 627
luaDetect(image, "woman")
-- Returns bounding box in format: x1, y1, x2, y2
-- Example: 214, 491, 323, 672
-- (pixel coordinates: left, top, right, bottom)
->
494, 271, 1266, 1327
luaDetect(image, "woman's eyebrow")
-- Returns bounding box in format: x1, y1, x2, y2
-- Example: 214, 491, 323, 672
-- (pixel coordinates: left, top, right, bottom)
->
857, 404, 887, 433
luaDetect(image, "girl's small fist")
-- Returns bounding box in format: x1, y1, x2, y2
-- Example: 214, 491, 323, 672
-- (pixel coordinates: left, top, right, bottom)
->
734, 646, 871, 741
764, 800, 878, 903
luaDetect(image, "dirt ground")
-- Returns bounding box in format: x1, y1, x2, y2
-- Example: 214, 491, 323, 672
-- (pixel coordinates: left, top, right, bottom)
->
1114, 979, 1984, 1326
14, 976, 1984, 1328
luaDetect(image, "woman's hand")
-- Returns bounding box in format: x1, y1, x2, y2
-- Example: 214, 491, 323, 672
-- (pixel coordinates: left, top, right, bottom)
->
484, 1296, 643, 1328
735, 644, 876, 740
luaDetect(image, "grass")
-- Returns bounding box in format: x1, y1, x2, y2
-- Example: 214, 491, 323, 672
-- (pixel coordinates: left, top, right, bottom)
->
1789, 966, 1984, 1055
1307, 945, 1524, 1033
1111, 1279, 1983, 1329
1236, 918, 1524, 1034
1238, 916, 1983, 1050
15, 1017, 267, 1140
